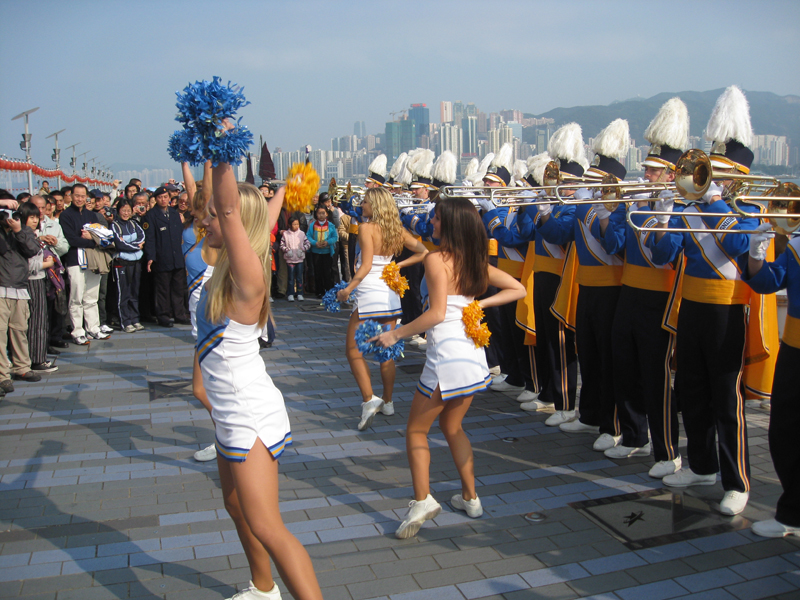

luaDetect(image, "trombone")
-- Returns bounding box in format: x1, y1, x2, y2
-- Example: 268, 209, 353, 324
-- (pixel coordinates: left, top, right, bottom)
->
625, 208, 770, 234
674, 149, 779, 201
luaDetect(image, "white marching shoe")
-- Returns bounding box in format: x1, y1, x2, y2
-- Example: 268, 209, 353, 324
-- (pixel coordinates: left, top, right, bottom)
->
516, 390, 539, 403
604, 442, 651, 458
559, 419, 600, 434
546, 410, 577, 427
194, 444, 217, 462
663, 467, 716, 488
593, 433, 622, 452
396, 494, 442, 539
719, 491, 749, 516
227, 581, 281, 599
649, 456, 681, 479
358, 396, 384, 430
752, 518, 800, 538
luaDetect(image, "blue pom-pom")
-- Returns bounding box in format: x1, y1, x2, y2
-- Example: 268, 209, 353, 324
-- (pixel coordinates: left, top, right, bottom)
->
323, 281, 350, 313
167, 130, 191, 163
355, 320, 404, 363
173, 77, 253, 166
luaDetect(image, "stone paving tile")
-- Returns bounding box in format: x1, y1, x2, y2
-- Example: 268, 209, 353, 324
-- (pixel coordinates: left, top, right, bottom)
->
0, 304, 797, 600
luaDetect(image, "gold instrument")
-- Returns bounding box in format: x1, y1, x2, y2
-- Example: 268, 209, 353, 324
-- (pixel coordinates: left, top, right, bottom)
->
673, 149, 779, 200
625, 208, 770, 234
731, 182, 800, 235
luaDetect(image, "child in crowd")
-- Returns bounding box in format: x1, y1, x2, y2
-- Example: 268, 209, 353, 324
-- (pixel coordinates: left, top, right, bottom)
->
308, 205, 338, 298
111, 201, 146, 332
280, 216, 310, 302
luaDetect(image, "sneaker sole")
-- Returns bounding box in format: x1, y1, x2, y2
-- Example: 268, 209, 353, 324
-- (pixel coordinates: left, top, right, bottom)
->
663, 478, 716, 488
450, 501, 483, 519
358, 409, 379, 431
395, 505, 442, 539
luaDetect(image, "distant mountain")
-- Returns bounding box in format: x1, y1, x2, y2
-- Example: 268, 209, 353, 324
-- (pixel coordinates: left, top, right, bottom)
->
523, 89, 800, 146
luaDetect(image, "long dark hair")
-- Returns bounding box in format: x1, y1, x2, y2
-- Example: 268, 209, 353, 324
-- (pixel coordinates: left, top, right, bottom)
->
437, 197, 489, 297
18, 202, 41, 228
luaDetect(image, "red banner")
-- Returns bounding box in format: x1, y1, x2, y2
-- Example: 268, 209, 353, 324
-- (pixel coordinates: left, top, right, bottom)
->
0, 158, 113, 186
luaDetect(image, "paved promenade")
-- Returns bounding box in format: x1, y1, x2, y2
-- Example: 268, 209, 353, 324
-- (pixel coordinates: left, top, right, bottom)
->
0, 301, 798, 600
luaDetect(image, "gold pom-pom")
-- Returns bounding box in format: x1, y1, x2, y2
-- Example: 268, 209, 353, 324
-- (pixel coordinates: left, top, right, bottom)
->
381, 261, 409, 298
462, 300, 491, 348
285, 162, 320, 213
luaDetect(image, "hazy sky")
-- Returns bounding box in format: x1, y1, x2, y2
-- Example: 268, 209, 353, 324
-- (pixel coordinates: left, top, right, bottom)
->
2, 0, 799, 172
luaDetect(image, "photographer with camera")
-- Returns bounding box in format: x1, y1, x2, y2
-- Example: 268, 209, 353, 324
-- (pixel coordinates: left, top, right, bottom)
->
59, 183, 111, 345
0, 190, 45, 395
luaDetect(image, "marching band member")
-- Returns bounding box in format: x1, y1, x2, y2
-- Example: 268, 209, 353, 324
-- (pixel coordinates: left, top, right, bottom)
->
538, 120, 629, 452
744, 225, 800, 537
592, 98, 689, 478
651, 86, 760, 515
517, 124, 587, 422
480, 144, 538, 400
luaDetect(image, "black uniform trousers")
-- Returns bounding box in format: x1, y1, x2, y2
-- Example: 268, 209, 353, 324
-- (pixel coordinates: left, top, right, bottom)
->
611, 286, 679, 460
533, 271, 577, 411
575, 285, 621, 435
312, 252, 334, 297
486, 287, 535, 391
398, 246, 423, 326
153, 268, 189, 324
767, 342, 800, 525
115, 259, 141, 327
676, 300, 749, 493
348, 233, 359, 281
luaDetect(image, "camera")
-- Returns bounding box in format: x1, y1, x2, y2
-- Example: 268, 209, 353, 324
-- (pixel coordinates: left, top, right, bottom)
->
102, 207, 114, 217
0, 209, 19, 221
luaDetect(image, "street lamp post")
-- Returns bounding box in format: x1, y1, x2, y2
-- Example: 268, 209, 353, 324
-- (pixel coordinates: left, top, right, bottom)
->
66, 142, 80, 176
78, 151, 89, 178
11, 107, 40, 194
46, 129, 66, 188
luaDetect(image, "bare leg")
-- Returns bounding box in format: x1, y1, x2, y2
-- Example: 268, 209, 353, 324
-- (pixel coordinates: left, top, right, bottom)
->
440, 395, 477, 500
377, 317, 397, 404
406, 387, 447, 501
192, 353, 213, 414
229, 440, 323, 600
345, 309, 375, 402
217, 456, 274, 591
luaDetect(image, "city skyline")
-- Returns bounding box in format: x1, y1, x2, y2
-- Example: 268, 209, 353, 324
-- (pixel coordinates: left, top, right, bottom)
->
2, 0, 799, 178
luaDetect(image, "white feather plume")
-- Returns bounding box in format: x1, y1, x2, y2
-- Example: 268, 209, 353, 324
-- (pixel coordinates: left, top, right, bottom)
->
463, 158, 479, 180
592, 119, 630, 161
468, 153, 495, 185
526, 152, 552, 186
491, 143, 514, 173
644, 97, 690, 150
408, 149, 434, 177
512, 159, 528, 186
432, 151, 457, 186
367, 154, 387, 178
389, 152, 407, 180
548, 123, 588, 169
705, 85, 753, 147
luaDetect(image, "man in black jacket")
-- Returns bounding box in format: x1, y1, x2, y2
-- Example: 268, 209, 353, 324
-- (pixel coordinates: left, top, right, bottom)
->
0, 190, 43, 393
59, 183, 110, 345
143, 187, 189, 327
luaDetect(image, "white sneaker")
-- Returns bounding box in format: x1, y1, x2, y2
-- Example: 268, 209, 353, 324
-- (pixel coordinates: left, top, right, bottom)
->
488, 365, 502, 376
752, 518, 800, 538
663, 467, 717, 488
546, 410, 577, 427
649, 456, 682, 479
100, 324, 114, 334
380, 401, 394, 416
124, 325, 136, 333
516, 390, 539, 403
194, 444, 217, 462
358, 396, 384, 431
559, 419, 600, 434
88, 330, 110, 340
269, 297, 274, 303
520, 399, 550, 412
491, 373, 507, 384
408, 334, 427, 346
227, 581, 281, 600
395, 494, 441, 539
450, 494, 483, 518
287, 295, 294, 302
719, 491, 749, 516
297, 294, 304, 301
604, 442, 650, 458
491, 379, 525, 393
593, 433, 622, 451
133, 323, 145, 331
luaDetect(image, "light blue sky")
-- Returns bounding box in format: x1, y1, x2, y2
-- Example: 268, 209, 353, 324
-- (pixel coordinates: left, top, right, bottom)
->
2, 0, 799, 172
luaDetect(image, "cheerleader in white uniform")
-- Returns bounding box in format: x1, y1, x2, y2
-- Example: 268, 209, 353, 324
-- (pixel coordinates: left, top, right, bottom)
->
373, 198, 525, 538
193, 161, 322, 600
336, 187, 427, 431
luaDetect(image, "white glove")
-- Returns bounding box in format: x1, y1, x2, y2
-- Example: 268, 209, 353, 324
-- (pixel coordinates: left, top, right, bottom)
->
477, 198, 494, 213
749, 223, 774, 261
593, 203, 612, 220
460, 179, 472, 187
573, 188, 593, 201
701, 183, 723, 204
537, 202, 552, 217
654, 190, 675, 224
400, 207, 414, 216
424, 202, 435, 214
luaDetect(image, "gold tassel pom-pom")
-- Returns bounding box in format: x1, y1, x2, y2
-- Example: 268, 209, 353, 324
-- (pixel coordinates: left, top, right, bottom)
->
285, 162, 320, 214
462, 300, 491, 348
381, 261, 409, 298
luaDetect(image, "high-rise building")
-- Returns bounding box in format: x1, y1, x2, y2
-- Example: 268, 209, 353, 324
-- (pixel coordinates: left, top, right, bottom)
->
308, 149, 327, 181
452, 101, 465, 126
487, 128, 500, 154
354, 121, 366, 137
462, 116, 478, 155
465, 103, 479, 117
409, 104, 430, 147
753, 134, 790, 166
385, 120, 416, 162
506, 122, 523, 140
440, 123, 462, 157
326, 161, 344, 181
500, 109, 524, 123
476, 111, 487, 135
440, 101, 453, 124
488, 112, 503, 130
